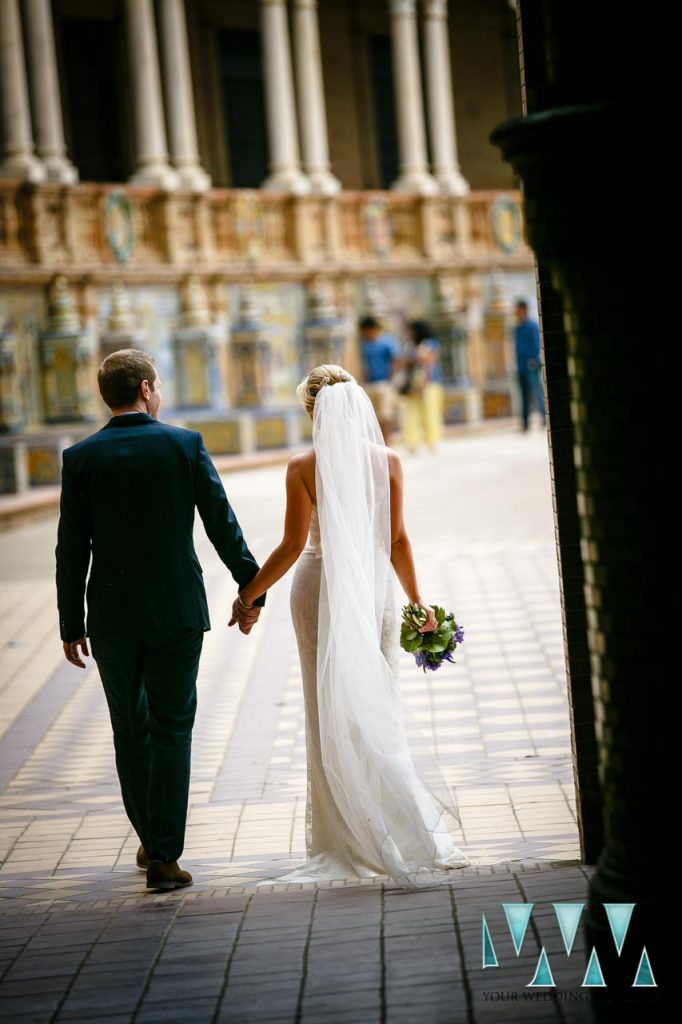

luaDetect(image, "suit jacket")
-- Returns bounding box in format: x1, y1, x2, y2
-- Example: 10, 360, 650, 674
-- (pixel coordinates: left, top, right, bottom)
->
55, 411, 266, 643
514, 318, 542, 374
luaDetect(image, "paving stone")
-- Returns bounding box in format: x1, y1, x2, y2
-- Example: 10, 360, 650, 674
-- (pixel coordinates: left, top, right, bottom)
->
0, 433, 596, 1022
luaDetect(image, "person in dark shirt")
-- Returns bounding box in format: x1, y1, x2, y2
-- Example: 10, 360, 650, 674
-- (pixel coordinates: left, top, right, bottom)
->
358, 315, 400, 444
514, 300, 547, 431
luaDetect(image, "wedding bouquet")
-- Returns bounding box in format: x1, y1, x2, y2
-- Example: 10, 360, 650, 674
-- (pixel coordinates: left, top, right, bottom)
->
400, 603, 464, 673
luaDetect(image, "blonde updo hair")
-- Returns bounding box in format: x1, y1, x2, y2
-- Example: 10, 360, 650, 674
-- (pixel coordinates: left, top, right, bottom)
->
296, 364, 355, 416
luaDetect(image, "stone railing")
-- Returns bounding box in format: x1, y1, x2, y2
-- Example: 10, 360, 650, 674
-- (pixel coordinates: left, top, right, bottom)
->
0, 182, 531, 276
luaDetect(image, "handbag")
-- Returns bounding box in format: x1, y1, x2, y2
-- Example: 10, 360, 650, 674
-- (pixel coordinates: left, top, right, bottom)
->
397, 359, 428, 396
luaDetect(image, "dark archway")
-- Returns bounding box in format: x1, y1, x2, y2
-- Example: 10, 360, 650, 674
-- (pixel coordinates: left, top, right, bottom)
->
490, 2, 670, 1017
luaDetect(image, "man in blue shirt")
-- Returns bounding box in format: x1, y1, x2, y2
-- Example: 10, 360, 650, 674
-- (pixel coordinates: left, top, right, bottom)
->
514, 300, 547, 431
358, 315, 400, 444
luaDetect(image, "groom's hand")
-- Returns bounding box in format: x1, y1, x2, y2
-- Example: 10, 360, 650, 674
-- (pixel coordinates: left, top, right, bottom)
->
228, 597, 261, 635
63, 636, 90, 669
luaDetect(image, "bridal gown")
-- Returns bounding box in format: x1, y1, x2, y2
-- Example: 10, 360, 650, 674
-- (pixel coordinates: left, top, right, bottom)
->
257, 503, 470, 886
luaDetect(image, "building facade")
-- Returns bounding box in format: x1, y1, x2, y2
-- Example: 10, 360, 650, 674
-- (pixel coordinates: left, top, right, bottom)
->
0, 0, 534, 492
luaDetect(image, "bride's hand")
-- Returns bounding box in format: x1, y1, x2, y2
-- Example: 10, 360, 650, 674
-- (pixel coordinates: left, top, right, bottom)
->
228, 596, 260, 634
417, 603, 438, 633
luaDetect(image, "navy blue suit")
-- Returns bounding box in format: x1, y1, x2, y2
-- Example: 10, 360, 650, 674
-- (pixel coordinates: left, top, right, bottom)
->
55, 410, 265, 861
514, 317, 547, 430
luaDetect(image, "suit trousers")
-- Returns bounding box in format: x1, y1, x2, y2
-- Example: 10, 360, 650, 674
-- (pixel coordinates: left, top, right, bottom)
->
517, 368, 547, 429
89, 625, 204, 862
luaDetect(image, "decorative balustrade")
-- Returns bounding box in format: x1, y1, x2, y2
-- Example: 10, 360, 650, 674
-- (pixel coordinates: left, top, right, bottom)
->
0, 181, 530, 492
0, 182, 531, 276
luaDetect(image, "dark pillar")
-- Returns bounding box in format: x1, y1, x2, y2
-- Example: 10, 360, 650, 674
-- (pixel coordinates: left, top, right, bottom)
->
536, 261, 604, 866
490, 1, 669, 1016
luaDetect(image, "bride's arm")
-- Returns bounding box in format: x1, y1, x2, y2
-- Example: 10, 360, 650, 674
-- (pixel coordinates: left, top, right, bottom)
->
388, 453, 437, 630
236, 456, 312, 606
388, 453, 421, 603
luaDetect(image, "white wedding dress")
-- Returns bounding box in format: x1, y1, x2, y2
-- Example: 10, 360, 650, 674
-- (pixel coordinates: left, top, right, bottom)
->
257, 381, 470, 889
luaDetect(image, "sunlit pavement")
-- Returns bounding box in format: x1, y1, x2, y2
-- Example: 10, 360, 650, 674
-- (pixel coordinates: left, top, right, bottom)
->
0, 423, 595, 1023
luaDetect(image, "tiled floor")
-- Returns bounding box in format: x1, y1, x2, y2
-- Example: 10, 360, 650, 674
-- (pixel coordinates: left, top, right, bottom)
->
0, 425, 600, 1022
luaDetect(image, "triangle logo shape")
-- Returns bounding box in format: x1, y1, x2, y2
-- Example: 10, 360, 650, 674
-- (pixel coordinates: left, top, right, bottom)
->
582, 947, 607, 987
502, 902, 534, 955
553, 902, 584, 956
527, 947, 555, 987
482, 913, 499, 968
633, 947, 657, 987
603, 903, 635, 956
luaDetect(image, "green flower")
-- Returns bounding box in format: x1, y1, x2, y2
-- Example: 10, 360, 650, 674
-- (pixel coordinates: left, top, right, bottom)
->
399, 602, 464, 673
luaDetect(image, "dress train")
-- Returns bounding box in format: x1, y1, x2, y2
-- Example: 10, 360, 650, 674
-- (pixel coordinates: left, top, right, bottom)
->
256, 506, 470, 887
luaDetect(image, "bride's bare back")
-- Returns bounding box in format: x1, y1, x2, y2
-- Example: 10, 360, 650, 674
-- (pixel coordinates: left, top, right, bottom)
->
290, 444, 401, 508
238, 442, 433, 633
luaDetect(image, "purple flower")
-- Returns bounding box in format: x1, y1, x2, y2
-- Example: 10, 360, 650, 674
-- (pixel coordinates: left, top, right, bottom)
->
415, 649, 454, 672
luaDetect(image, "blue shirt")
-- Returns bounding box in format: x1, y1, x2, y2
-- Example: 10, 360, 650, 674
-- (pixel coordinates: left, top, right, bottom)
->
420, 339, 442, 383
361, 334, 399, 383
514, 318, 541, 373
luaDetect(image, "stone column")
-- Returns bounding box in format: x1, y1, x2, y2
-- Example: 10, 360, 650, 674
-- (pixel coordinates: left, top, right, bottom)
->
39, 275, 95, 424
302, 278, 346, 369
0, 0, 45, 181
230, 287, 274, 406
388, 0, 438, 195
125, 0, 178, 189
173, 275, 222, 410
22, 0, 78, 183
158, 0, 210, 191
422, 0, 469, 195
259, 0, 310, 194
291, 0, 340, 195
491, 1, 669, 1008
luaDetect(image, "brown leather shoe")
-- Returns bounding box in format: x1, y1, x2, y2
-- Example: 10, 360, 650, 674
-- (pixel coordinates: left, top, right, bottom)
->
146, 859, 193, 891
136, 844, 149, 871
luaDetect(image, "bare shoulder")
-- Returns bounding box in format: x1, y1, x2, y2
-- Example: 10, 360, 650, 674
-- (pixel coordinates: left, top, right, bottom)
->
386, 447, 403, 480
287, 447, 316, 501
287, 448, 315, 472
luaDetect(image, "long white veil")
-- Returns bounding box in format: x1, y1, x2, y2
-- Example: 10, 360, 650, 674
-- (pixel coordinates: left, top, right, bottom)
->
313, 378, 468, 889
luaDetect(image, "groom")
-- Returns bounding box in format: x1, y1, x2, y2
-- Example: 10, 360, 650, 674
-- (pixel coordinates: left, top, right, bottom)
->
55, 349, 265, 891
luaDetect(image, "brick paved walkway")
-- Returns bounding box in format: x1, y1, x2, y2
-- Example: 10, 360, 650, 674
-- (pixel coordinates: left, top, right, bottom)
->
0, 426, 597, 1023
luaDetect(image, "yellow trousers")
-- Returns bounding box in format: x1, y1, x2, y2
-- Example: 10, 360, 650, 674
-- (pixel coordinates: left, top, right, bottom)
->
399, 382, 444, 450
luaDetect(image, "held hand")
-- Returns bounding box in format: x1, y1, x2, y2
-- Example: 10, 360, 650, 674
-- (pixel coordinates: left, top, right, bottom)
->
63, 636, 90, 669
228, 596, 261, 635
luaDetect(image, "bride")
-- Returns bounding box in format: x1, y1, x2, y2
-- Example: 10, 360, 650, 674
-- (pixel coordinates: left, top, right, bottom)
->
230, 364, 470, 888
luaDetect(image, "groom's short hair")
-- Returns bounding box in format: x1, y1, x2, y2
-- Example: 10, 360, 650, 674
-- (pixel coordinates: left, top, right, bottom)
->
98, 349, 157, 409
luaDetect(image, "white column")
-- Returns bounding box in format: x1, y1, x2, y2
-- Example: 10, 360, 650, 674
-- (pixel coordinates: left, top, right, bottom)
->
388, 0, 438, 195
291, 0, 340, 195
0, 0, 45, 181
158, 0, 210, 191
259, 0, 310, 194
22, 0, 77, 183
423, 0, 469, 195
125, 0, 178, 189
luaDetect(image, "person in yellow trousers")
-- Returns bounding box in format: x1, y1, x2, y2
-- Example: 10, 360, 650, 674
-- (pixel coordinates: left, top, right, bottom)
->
396, 320, 444, 453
